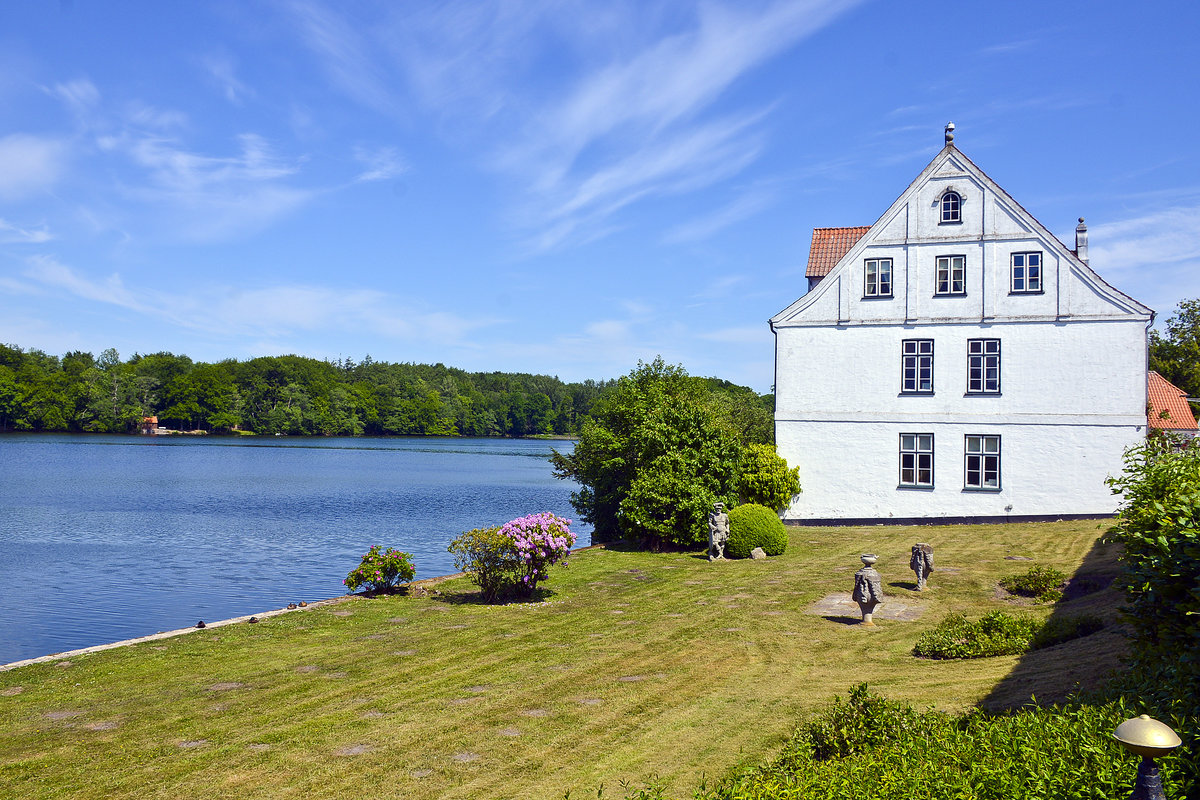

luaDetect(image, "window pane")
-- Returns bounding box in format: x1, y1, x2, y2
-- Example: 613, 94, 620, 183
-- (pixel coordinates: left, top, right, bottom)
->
901, 434, 915, 450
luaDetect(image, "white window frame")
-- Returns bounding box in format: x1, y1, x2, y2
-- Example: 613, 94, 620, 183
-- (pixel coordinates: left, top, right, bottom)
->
941, 192, 962, 223
967, 339, 1001, 394
899, 433, 934, 488
935, 255, 966, 296
964, 434, 1001, 490
901, 339, 934, 394
864, 258, 893, 298
1011, 251, 1042, 293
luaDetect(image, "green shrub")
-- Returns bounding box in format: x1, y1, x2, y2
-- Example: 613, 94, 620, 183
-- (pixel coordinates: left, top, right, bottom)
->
913, 611, 1038, 659
448, 513, 575, 601
689, 686, 1188, 800
999, 564, 1067, 602
448, 526, 515, 601
342, 545, 416, 593
732, 444, 801, 511
913, 610, 1105, 660
725, 503, 788, 559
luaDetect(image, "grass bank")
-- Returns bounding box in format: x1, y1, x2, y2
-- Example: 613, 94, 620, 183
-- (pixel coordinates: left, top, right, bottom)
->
0, 521, 1125, 799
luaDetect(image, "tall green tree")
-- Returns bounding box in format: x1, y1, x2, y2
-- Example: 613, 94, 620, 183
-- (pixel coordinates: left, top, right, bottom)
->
551, 357, 770, 549
1150, 298, 1200, 398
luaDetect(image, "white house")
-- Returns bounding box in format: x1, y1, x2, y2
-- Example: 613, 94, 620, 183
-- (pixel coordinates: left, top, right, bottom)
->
770, 125, 1153, 524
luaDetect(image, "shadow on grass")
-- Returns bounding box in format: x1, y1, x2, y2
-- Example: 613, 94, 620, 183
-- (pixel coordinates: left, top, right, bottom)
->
823, 615, 864, 626
427, 587, 562, 606
888, 580, 919, 591
980, 532, 1126, 711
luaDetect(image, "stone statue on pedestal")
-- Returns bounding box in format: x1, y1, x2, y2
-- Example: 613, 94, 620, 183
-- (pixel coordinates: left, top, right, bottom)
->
853, 553, 884, 625
707, 502, 730, 561
910, 543, 935, 590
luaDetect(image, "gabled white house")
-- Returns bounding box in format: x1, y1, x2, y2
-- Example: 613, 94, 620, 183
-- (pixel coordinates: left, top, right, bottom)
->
770, 125, 1153, 524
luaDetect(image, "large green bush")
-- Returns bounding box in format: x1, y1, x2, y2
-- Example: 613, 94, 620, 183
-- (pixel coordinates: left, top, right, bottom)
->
676, 685, 1187, 800
551, 357, 772, 550
732, 443, 801, 511
725, 503, 788, 559
1106, 435, 1200, 788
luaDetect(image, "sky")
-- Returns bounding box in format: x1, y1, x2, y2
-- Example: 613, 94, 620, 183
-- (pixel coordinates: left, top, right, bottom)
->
1, 1, 1199, 392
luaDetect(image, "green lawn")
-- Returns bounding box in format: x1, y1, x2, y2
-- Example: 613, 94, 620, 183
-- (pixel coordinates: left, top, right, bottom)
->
0, 521, 1126, 799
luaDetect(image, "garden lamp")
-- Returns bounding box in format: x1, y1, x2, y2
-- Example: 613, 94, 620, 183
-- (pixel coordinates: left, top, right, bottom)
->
1113, 714, 1181, 800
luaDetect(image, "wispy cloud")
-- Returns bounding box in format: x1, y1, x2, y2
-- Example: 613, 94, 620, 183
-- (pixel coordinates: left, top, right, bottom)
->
979, 38, 1037, 56
0, 134, 68, 200
22, 257, 497, 345
201, 53, 253, 105
353, 145, 407, 182
1088, 205, 1200, 316
0, 218, 52, 244
663, 187, 775, 244
95, 131, 316, 241
279, 0, 398, 115
277, 0, 864, 252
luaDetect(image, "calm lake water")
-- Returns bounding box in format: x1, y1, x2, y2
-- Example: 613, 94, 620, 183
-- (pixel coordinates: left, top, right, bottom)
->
0, 434, 589, 665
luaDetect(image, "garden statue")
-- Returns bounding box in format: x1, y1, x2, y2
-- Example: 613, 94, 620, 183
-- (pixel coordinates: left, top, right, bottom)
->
910, 543, 935, 590
707, 502, 730, 561
852, 553, 884, 625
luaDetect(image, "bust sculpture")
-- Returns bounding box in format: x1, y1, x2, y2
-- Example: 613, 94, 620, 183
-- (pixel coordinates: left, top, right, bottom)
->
852, 553, 884, 625
707, 502, 730, 561
910, 543, 935, 590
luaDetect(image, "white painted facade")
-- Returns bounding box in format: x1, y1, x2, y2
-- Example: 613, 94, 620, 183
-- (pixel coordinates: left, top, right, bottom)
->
770, 134, 1152, 523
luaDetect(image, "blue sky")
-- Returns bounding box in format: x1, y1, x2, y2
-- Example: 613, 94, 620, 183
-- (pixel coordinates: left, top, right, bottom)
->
1, 1, 1198, 392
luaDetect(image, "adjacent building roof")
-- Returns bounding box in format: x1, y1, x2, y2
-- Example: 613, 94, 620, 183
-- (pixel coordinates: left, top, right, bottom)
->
1148, 371, 1197, 430
805, 226, 870, 278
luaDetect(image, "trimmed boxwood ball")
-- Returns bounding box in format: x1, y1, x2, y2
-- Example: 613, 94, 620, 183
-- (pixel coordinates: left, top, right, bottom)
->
725, 503, 788, 559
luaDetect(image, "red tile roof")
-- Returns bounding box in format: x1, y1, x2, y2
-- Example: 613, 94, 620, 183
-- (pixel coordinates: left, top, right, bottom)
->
1148, 371, 1197, 430
805, 226, 870, 278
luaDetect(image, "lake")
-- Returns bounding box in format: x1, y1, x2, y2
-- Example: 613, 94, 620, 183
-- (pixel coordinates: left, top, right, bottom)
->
0, 434, 589, 665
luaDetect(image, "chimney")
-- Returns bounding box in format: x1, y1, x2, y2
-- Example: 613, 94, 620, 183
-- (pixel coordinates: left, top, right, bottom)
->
1075, 217, 1089, 264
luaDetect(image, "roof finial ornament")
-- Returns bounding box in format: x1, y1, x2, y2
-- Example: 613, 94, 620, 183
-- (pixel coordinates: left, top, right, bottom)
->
945, 121, 955, 145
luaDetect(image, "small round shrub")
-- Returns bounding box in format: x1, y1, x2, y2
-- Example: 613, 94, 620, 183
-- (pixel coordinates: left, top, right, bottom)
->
343, 545, 416, 594
999, 564, 1067, 603
725, 503, 788, 559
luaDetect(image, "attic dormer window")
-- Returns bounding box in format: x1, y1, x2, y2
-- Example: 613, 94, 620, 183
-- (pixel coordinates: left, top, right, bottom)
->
940, 191, 962, 224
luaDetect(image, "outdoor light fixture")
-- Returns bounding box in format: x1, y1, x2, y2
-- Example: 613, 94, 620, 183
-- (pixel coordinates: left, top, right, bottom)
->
1113, 714, 1181, 800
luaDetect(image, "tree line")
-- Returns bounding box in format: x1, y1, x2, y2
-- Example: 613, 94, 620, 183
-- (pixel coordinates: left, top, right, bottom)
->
0, 344, 773, 440
0, 344, 619, 437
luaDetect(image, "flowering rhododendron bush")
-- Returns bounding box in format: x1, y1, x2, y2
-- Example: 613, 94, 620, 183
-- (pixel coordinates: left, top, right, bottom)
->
343, 545, 416, 593
449, 512, 575, 601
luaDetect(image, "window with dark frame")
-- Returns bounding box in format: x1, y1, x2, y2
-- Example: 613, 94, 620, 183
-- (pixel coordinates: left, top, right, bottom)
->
899, 433, 934, 488
935, 255, 966, 295
941, 192, 961, 223
964, 434, 1000, 490
967, 339, 1000, 394
864, 258, 893, 297
901, 339, 934, 394
1011, 251, 1042, 293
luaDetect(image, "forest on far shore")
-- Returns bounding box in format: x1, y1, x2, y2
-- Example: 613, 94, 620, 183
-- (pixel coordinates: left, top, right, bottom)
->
0, 344, 771, 439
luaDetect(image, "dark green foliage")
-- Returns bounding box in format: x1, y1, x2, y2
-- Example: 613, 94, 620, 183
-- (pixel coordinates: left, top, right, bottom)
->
912, 611, 1039, 659
913, 611, 1105, 660
447, 526, 516, 602
1106, 436, 1200, 783
731, 444, 800, 511
999, 564, 1067, 602
725, 503, 788, 559
550, 358, 771, 548
685, 686, 1186, 800
0, 342, 609, 437
1149, 298, 1200, 398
